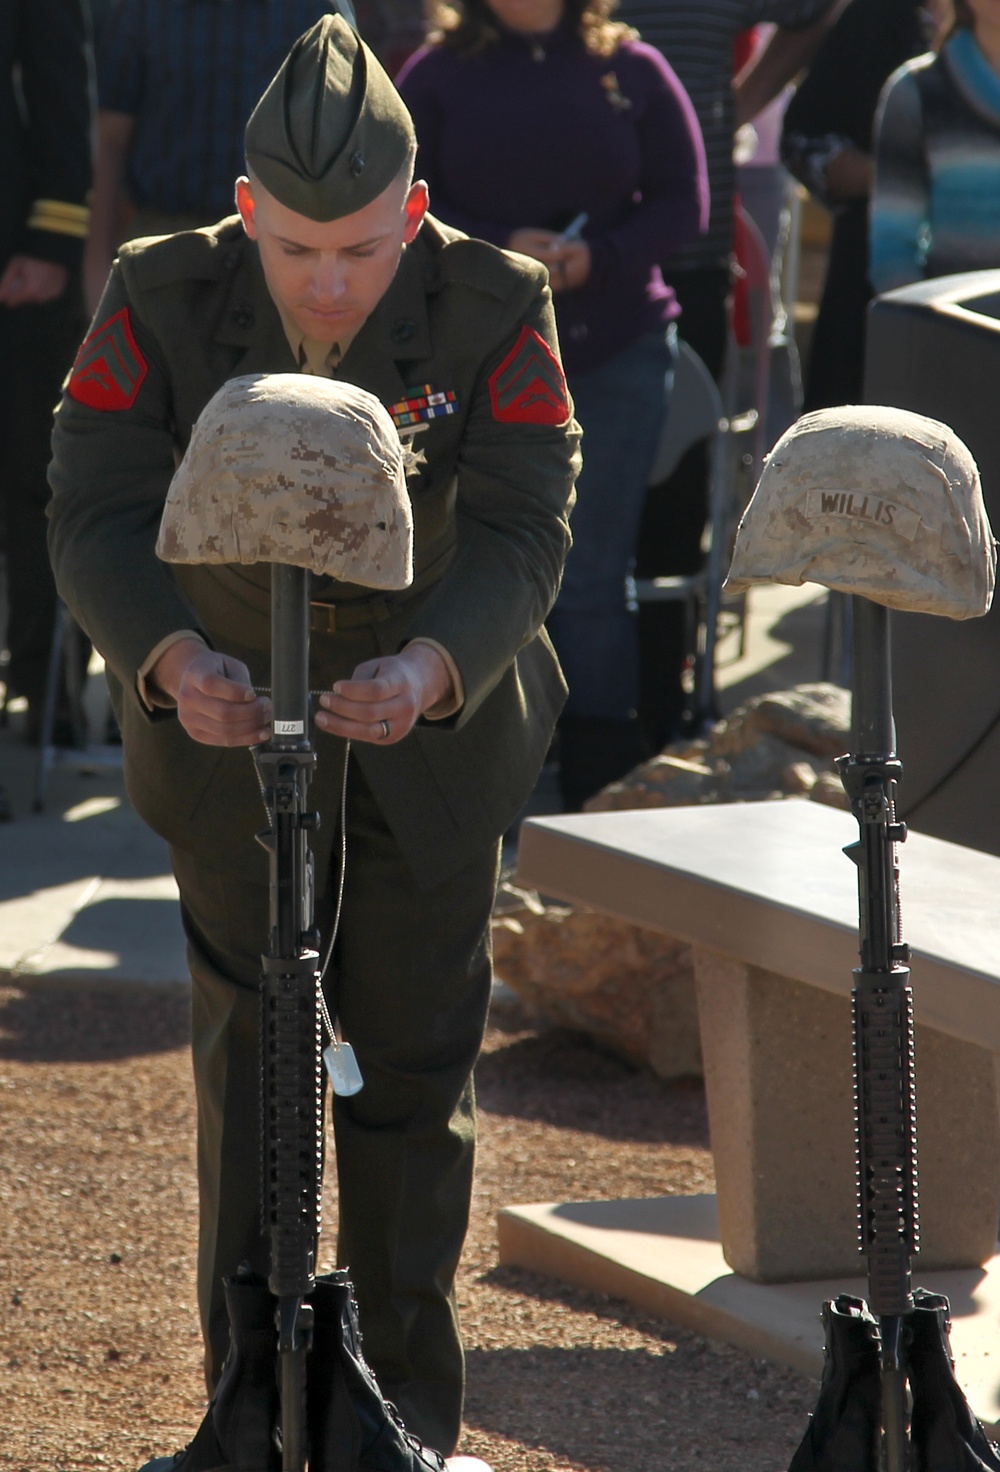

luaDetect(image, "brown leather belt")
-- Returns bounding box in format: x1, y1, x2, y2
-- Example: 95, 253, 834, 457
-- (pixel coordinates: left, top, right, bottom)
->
308, 542, 458, 635
197, 541, 457, 640
308, 595, 392, 635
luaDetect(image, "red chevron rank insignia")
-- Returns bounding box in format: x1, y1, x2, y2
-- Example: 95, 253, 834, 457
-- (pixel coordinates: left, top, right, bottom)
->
68, 307, 148, 411
488, 326, 569, 425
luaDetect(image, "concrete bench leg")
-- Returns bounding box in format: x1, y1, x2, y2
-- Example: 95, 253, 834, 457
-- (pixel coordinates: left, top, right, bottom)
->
693, 947, 1000, 1282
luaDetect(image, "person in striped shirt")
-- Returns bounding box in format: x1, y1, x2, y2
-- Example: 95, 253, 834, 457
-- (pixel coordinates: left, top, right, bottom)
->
84, 0, 356, 315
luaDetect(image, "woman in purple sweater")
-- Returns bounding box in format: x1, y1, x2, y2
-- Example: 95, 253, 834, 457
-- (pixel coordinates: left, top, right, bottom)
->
397, 0, 707, 808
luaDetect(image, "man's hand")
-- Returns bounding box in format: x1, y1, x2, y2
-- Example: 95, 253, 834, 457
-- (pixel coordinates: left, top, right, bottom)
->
150, 638, 272, 746
316, 643, 454, 744
825, 147, 874, 202
733, 3, 848, 127
0, 256, 68, 307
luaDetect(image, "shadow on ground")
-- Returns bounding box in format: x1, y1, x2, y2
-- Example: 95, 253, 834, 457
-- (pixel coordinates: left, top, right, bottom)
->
719, 592, 831, 713
475, 1262, 685, 1309
475, 1024, 709, 1147
0, 984, 190, 1062
463, 1338, 808, 1472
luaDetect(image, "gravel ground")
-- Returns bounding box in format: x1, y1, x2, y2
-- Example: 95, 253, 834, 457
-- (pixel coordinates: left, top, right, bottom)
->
0, 983, 818, 1472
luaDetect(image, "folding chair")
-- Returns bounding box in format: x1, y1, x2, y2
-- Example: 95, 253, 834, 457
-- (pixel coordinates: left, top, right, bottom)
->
33, 599, 121, 812
632, 339, 731, 726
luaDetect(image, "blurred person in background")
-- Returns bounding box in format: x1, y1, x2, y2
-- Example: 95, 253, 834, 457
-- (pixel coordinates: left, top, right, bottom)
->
735, 22, 802, 448
782, 0, 940, 410
870, 0, 1000, 294
0, 0, 92, 781
737, 25, 795, 266
354, 0, 428, 72
84, 0, 355, 315
397, 0, 708, 808
613, 0, 842, 750
88, 0, 122, 40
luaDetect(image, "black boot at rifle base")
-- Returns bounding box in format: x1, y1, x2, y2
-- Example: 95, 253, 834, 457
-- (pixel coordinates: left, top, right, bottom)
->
138, 1267, 280, 1472
308, 1270, 448, 1472
908, 1289, 1000, 1472
787, 1295, 882, 1472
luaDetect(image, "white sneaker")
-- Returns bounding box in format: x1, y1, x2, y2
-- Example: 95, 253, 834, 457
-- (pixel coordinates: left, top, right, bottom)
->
445, 1459, 493, 1472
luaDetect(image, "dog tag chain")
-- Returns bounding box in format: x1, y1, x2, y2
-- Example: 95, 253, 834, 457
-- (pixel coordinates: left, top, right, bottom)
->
252, 722, 364, 1096
317, 740, 364, 1096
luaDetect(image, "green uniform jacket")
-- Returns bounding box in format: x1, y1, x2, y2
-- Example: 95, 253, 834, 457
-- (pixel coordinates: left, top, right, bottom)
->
48, 216, 580, 888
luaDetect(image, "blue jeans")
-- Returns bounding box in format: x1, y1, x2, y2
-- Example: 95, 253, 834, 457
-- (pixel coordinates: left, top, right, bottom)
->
548, 327, 676, 720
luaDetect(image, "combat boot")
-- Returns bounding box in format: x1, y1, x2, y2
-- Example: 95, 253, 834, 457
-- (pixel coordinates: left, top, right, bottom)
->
138, 1267, 280, 1472
787, 1295, 881, 1472
908, 1288, 1000, 1472
306, 1270, 448, 1472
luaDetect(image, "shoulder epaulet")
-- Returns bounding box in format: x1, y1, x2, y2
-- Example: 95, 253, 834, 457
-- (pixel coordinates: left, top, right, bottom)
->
421, 214, 547, 301
120, 217, 246, 293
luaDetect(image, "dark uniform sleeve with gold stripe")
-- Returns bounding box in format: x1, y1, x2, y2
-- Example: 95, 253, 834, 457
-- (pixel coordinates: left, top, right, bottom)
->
10, 0, 93, 267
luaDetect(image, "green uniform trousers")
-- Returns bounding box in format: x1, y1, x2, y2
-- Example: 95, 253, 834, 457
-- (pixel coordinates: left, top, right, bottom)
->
170, 758, 498, 1457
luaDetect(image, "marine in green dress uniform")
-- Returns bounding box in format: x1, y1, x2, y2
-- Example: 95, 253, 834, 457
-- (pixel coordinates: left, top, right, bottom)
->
48, 17, 579, 1456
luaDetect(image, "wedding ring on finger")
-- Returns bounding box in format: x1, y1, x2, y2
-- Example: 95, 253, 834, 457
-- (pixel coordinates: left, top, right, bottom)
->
380, 719, 391, 739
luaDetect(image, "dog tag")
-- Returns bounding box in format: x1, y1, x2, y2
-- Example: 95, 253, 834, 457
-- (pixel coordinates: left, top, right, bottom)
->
324, 1041, 364, 1096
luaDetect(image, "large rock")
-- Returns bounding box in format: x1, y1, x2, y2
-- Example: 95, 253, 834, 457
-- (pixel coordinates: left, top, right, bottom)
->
492, 883, 701, 1080
496, 684, 852, 1072
587, 682, 850, 812
747, 685, 852, 756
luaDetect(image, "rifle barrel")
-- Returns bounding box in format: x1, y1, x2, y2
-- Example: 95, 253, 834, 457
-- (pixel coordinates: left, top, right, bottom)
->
259, 563, 322, 1472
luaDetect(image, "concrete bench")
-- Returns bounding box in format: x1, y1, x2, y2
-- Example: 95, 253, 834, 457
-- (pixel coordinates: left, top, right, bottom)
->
511, 800, 1000, 1284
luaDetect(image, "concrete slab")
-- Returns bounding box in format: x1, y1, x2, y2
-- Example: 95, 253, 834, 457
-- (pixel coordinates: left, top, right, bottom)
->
0, 776, 188, 987
498, 1195, 1000, 1432
516, 801, 1000, 1054
16, 874, 187, 984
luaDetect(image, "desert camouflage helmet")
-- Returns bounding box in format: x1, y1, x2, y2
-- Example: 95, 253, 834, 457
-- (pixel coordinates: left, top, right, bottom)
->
725, 405, 995, 620
157, 373, 413, 587
245, 14, 415, 223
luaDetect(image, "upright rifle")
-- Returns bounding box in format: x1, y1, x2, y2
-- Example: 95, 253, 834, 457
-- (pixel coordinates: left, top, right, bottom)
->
722, 404, 1000, 1472
147, 371, 485, 1472
255, 562, 322, 1472
837, 596, 916, 1472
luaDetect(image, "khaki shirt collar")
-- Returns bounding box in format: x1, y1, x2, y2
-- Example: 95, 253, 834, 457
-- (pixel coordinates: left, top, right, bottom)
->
275, 300, 362, 378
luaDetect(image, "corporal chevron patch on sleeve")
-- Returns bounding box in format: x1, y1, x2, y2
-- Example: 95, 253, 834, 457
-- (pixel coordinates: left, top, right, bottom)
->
488, 325, 570, 425
67, 307, 149, 411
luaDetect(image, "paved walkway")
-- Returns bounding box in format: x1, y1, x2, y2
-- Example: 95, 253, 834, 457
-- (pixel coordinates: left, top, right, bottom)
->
0, 703, 188, 986
0, 581, 827, 989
